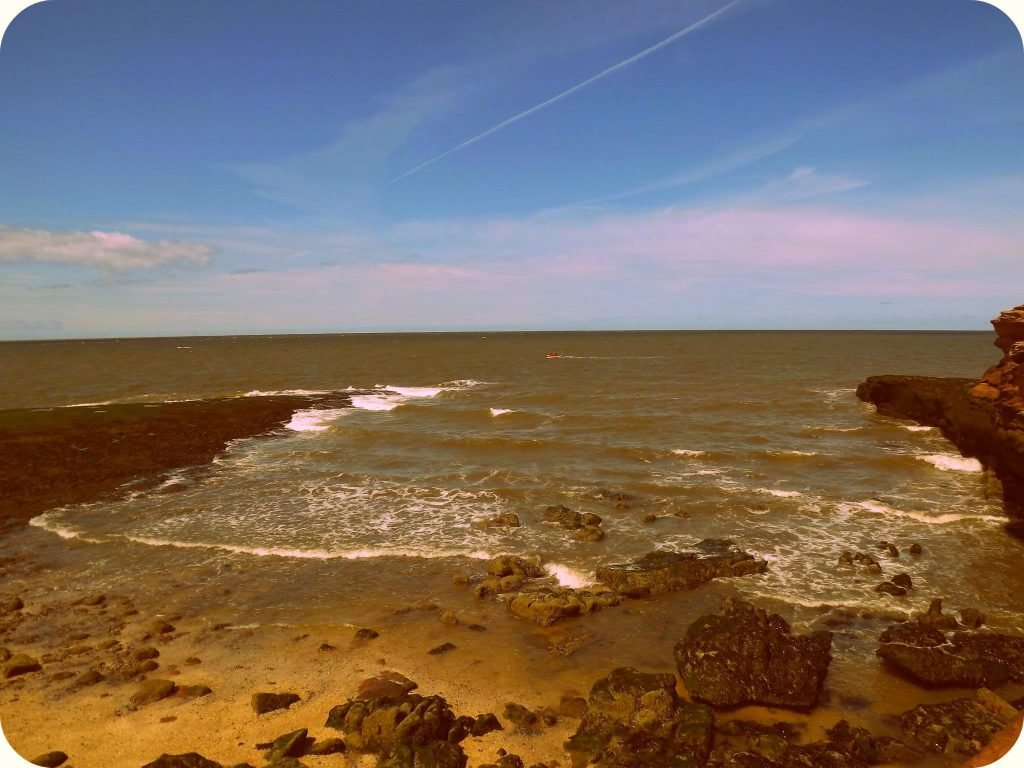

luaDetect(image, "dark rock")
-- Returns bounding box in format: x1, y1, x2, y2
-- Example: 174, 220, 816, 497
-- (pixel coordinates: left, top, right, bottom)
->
899, 697, 1009, 755
467, 623, 487, 632
878, 629, 1024, 687
559, 695, 588, 719
356, 671, 418, 700
875, 582, 907, 596
542, 505, 584, 530
141, 754, 222, 768
595, 489, 633, 502
354, 628, 379, 640
138, 659, 159, 673
180, 684, 212, 699
825, 719, 879, 764
876, 541, 900, 558
480, 756, 525, 768
565, 667, 713, 768
674, 598, 832, 708
306, 737, 346, 755
0, 647, 9, 662
263, 729, 314, 762
149, 619, 176, 635
917, 599, 958, 630
909, 543, 923, 556
837, 551, 882, 572
131, 678, 177, 705
49, 671, 75, 682
710, 719, 799, 765
428, 642, 457, 655
597, 540, 768, 595
961, 608, 986, 629
439, 610, 459, 625
184, 656, 201, 665
779, 742, 868, 768
487, 555, 545, 579
642, 513, 658, 523
892, 573, 913, 590
132, 646, 160, 661
252, 691, 300, 714
470, 713, 503, 737
879, 620, 946, 647
79, 593, 106, 606
504, 702, 540, 730
30, 752, 68, 767
4, 653, 42, 678
506, 587, 618, 626
582, 512, 603, 526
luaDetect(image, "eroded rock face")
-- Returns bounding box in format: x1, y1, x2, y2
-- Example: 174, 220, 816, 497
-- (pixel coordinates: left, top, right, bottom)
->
596, 540, 767, 597
565, 667, 713, 768
674, 599, 832, 709
857, 303, 1024, 521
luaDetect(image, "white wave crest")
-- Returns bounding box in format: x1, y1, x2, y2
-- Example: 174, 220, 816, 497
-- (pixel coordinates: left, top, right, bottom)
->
849, 500, 1003, 525
287, 408, 347, 431
382, 385, 444, 398
755, 488, 804, 498
672, 449, 706, 457
545, 563, 595, 589
490, 408, 515, 416
243, 388, 330, 397
902, 425, 935, 432
351, 394, 402, 411
919, 454, 983, 472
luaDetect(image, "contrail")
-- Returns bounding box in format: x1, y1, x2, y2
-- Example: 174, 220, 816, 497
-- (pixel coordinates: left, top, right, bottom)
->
387, 0, 744, 184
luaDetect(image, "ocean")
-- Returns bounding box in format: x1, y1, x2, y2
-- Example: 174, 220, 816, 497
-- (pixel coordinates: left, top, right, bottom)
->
2, 330, 1022, 761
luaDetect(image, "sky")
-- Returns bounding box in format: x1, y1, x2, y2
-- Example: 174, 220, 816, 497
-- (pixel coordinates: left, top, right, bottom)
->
1, 0, 1023, 338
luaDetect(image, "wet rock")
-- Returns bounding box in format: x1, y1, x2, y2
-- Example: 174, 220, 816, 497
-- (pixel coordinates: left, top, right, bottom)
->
263, 729, 314, 762
180, 684, 212, 699
875, 582, 907, 596
480, 756, 525, 768
29, 752, 68, 767
307, 737, 346, 756
709, 719, 799, 765
900, 696, 1010, 755
470, 713, 503, 737
4, 653, 42, 678
149, 619, 176, 635
439, 611, 459, 625
674, 599, 832, 708
559, 694, 588, 719
428, 642, 457, 655
487, 555, 545, 579
356, 671, 418, 700
565, 667, 713, 768
879, 620, 946, 647
141, 754, 222, 768
642, 513, 658, 523
467, 623, 487, 632
960, 608, 986, 629
582, 512, 603, 526
596, 489, 633, 502
976, 687, 1019, 722
131, 678, 177, 705
543, 505, 584, 529
574, 525, 605, 542
506, 587, 619, 626
354, 628, 379, 640
878, 629, 1024, 687
597, 540, 768, 596
504, 702, 540, 730
837, 551, 882, 572
476, 512, 521, 528
892, 573, 913, 590
779, 742, 869, 767
916, 599, 958, 630
876, 541, 900, 558
909, 543, 923, 556
252, 692, 300, 714
49, 671, 75, 682
138, 659, 160, 672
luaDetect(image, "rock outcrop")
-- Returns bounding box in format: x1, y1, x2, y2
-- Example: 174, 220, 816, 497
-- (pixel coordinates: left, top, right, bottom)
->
674, 599, 832, 709
856, 303, 1024, 522
898, 690, 1018, 756
595, 540, 768, 597
565, 667, 714, 768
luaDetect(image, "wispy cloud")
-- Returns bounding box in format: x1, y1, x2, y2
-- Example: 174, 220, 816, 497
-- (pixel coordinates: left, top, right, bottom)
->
0, 225, 214, 271
387, 0, 745, 184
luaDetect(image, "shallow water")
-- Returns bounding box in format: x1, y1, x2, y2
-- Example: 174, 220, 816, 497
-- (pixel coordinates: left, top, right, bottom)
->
2, 331, 1023, 758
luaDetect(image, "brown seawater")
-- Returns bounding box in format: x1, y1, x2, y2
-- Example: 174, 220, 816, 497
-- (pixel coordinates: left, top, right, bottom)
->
2, 331, 1022, 761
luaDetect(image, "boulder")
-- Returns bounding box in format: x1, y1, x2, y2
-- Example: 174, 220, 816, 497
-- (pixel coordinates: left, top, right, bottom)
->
3, 653, 42, 678
262, 729, 314, 762
877, 629, 1024, 687
900, 696, 1010, 755
565, 667, 713, 768
476, 513, 521, 528
916, 599, 958, 630
597, 540, 767, 596
306, 738, 346, 756
506, 587, 619, 626
674, 599, 832, 709
29, 752, 68, 768
504, 703, 540, 730
575, 525, 605, 542
875, 582, 906, 596
354, 628, 379, 640
356, 671, 418, 700
470, 713, 502, 737
252, 692, 301, 714
131, 679, 177, 705
960, 608, 986, 629
892, 573, 913, 590
836, 551, 882, 572
2, 595, 23, 612
487, 555, 545, 579
141, 754, 222, 768
543, 505, 584, 529
428, 642, 456, 655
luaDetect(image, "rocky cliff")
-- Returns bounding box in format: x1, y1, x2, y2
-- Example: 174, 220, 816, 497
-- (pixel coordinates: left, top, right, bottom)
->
856, 304, 1024, 528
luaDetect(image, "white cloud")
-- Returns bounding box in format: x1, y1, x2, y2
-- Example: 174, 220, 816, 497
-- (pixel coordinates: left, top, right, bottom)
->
0, 225, 214, 271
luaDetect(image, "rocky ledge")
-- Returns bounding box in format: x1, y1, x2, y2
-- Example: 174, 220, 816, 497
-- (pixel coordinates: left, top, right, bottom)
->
856, 303, 1024, 523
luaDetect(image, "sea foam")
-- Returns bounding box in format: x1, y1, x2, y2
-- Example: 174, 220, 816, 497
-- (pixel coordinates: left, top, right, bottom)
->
919, 454, 983, 472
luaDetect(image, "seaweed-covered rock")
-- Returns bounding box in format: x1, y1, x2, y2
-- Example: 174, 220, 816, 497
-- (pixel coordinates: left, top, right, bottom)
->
709, 720, 799, 765
899, 696, 1010, 755
597, 540, 767, 597
565, 667, 713, 768
674, 599, 832, 709
877, 627, 1024, 688
506, 587, 619, 626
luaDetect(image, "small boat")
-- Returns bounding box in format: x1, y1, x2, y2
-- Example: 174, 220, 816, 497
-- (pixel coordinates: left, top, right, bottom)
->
545, 352, 563, 358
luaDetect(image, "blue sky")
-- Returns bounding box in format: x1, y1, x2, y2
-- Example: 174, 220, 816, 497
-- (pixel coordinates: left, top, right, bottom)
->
1, 0, 1022, 337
